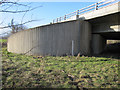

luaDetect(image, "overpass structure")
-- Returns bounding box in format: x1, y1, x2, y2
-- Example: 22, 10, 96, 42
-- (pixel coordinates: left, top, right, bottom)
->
7, 0, 120, 56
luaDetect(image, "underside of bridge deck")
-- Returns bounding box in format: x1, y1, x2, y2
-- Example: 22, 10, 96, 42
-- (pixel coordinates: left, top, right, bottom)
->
100, 32, 120, 40
89, 12, 120, 55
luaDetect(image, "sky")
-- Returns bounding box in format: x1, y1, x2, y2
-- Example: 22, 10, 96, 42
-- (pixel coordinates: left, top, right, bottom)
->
0, 0, 101, 35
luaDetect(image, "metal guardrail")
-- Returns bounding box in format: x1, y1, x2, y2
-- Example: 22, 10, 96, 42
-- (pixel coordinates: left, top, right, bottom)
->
52, 0, 119, 23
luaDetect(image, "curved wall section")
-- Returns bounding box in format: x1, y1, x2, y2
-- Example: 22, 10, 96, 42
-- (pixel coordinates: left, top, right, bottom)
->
7, 19, 91, 56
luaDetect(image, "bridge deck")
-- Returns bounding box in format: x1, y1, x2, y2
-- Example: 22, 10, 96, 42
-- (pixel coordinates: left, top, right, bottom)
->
64, 1, 120, 21
53, 0, 120, 23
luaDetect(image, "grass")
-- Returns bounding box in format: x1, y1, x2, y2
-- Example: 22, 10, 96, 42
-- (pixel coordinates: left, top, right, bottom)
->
1, 39, 120, 89
0, 39, 7, 43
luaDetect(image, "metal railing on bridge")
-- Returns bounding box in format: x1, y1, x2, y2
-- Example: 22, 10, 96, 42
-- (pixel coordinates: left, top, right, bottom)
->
52, 0, 119, 23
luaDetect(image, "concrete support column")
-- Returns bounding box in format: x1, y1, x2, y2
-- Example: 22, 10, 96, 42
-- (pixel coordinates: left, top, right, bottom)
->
78, 19, 92, 55
92, 34, 106, 54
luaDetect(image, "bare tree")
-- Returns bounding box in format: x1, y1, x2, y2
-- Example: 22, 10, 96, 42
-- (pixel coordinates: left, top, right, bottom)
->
8, 19, 27, 33
0, 0, 41, 13
0, 0, 42, 34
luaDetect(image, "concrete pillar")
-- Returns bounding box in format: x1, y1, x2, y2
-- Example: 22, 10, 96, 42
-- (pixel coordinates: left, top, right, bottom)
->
78, 19, 92, 55
92, 34, 106, 54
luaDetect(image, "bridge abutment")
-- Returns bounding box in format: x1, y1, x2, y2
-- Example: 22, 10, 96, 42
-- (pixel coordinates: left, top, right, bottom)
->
7, 19, 92, 56
92, 34, 106, 54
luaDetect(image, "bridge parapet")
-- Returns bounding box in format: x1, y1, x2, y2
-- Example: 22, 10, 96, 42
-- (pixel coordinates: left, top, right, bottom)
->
52, 0, 120, 23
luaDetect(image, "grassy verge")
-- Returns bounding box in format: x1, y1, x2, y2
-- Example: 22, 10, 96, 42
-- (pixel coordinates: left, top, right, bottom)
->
1, 40, 119, 88
0, 39, 7, 43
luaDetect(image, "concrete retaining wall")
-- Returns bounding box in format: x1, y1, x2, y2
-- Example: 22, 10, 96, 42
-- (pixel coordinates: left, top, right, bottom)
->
7, 19, 91, 56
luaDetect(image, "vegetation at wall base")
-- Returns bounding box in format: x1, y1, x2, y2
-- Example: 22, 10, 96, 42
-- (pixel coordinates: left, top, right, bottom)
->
0, 39, 7, 43
1, 39, 119, 89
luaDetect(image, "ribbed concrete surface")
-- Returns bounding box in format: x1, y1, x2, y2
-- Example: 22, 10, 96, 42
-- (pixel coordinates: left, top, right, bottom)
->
7, 19, 91, 56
